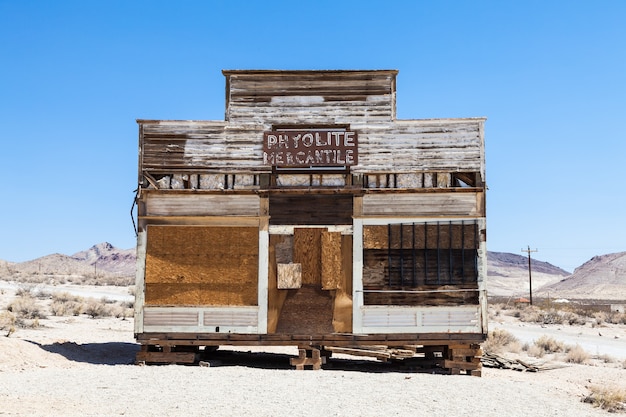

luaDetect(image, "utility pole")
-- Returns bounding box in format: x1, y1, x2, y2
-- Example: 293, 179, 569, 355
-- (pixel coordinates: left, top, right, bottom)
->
521, 246, 538, 305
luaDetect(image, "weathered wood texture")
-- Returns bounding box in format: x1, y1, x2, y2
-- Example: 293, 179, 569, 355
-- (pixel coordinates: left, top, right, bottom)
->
223, 70, 397, 125
139, 119, 484, 177
143, 193, 260, 217
332, 234, 353, 332
361, 193, 481, 216
269, 194, 353, 225
321, 231, 342, 290
266, 239, 286, 334
145, 226, 258, 306
362, 286, 479, 306
139, 71, 485, 180
293, 228, 322, 285
363, 223, 478, 250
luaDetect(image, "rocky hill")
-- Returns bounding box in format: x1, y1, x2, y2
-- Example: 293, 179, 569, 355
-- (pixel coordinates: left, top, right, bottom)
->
534, 251, 626, 301
486, 251, 570, 297
0, 243, 135, 285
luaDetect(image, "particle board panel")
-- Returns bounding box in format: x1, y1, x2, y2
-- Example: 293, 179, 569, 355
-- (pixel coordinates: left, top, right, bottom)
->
277, 263, 302, 289
145, 226, 258, 306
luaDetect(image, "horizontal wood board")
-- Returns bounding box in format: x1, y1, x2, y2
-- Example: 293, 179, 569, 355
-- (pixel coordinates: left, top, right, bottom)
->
361, 193, 480, 216
269, 194, 353, 225
144, 193, 260, 216
139, 119, 484, 175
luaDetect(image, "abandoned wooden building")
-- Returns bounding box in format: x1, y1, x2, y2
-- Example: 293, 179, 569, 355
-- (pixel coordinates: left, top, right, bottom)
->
134, 70, 487, 374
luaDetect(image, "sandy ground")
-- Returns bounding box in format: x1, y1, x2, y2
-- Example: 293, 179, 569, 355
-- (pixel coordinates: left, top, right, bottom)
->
1, 285, 625, 416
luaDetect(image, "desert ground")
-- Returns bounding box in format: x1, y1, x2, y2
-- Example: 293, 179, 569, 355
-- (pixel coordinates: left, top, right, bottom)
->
0, 282, 625, 416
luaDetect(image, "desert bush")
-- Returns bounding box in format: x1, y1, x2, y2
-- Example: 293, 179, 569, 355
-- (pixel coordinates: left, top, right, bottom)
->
524, 343, 544, 358
564, 344, 590, 364
0, 311, 16, 336
533, 335, 565, 354
14, 285, 35, 297
561, 311, 586, 326
52, 292, 83, 303
596, 353, 616, 364
83, 300, 108, 318
50, 300, 83, 316
582, 385, 626, 412
49, 292, 85, 316
7, 295, 47, 320
483, 328, 520, 353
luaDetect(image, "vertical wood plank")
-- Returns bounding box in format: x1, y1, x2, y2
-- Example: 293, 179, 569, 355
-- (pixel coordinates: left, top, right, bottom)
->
321, 231, 342, 290
293, 228, 323, 285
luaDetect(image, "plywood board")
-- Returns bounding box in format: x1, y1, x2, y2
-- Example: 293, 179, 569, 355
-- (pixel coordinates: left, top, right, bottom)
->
321, 231, 342, 290
145, 226, 258, 306
293, 228, 322, 285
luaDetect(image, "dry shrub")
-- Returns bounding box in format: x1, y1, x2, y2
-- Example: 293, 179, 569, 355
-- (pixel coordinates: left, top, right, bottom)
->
0, 311, 16, 336
582, 385, 626, 412
49, 292, 85, 316
525, 343, 544, 358
596, 353, 616, 364
14, 285, 35, 297
7, 295, 47, 320
82, 298, 131, 318
533, 335, 564, 354
561, 311, 586, 326
83, 300, 109, 318
483, 328, 520, 353
50, 300, 83, 316
564, 344, 590, 364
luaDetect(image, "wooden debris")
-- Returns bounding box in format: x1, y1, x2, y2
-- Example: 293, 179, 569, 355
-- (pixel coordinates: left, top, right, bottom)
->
481, 352, 563, 372
324, 345, 416, 361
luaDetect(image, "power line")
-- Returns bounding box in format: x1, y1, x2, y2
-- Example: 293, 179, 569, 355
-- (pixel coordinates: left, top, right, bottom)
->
521, 246, 538, 305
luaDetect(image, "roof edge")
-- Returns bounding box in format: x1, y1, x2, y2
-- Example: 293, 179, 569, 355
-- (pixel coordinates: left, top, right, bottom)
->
221, 69, 399, 76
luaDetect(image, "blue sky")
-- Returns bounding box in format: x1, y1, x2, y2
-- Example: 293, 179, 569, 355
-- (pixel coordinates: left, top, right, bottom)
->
1, 1, 624, 271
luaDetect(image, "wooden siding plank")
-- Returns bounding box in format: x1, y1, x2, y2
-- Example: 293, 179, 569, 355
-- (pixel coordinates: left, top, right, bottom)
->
138, 118, 485, 175
362, 193, 479, 216
144, 194, 260, 216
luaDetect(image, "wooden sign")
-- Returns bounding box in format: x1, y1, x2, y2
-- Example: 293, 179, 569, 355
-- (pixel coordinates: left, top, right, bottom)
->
263, 130, 358, 167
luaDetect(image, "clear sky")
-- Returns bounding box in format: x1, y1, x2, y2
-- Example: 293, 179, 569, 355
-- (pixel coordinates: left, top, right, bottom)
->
1, 1, 624, 271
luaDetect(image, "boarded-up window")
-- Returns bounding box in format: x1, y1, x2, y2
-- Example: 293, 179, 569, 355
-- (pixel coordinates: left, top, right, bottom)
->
145, 226, 258, 306
362, 221, 479, 306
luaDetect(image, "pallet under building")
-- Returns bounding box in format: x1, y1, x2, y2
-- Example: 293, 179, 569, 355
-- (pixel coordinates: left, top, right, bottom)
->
133, 70, 487, 375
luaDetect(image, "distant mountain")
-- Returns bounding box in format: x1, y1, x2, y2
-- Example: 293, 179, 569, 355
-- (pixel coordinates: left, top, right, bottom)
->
487, 251, 570, 297
72, 242, 136, 276
534, 252, 626, 301
0, 243, 136, 281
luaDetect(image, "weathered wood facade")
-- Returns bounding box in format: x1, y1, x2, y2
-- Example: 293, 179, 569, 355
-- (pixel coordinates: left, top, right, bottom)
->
134, 70, 487, 373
